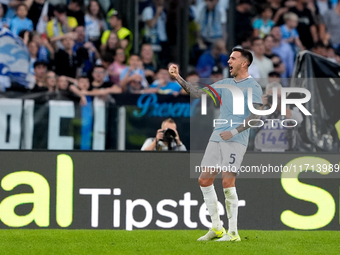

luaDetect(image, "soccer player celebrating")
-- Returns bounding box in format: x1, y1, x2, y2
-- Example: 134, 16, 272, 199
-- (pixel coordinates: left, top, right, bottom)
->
169, 48, 263, 241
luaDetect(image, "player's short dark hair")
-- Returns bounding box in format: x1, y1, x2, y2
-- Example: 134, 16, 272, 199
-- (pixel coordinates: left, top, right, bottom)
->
78, 75, 89, 80
232, 48, 253, 66
54, 4, 67, 14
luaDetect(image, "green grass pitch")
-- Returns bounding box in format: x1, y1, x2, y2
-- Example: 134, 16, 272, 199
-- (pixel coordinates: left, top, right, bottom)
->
0, 230, 339, 255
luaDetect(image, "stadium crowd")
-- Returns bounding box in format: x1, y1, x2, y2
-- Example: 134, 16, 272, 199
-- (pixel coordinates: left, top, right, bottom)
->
0, 0, 339, 95
0, 0, 339, 152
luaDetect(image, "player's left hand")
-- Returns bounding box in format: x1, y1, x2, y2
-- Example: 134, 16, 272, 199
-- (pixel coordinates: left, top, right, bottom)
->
220, 131, 233, 141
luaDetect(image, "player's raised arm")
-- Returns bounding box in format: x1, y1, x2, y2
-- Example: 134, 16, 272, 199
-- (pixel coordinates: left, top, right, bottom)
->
168, 64, 206, 99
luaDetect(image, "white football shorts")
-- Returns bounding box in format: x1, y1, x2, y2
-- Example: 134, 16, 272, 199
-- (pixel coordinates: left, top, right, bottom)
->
200, 141, 247, 174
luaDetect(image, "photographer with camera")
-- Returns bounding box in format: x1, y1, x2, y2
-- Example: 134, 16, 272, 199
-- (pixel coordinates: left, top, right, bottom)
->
254, 82, 303, 151
141, 118, 187, 151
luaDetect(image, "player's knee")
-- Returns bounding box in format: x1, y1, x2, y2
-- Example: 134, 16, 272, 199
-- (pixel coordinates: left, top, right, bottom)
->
198, 177, 213, 187
222, 178, 235, 188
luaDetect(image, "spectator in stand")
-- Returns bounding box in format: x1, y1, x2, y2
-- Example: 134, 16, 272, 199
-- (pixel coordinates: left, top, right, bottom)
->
30, 61, 48, 92
306, 0, 328, 47
268, 71, 282, 84
140, 43, 158, 84
323, 1, 340, 50
56, 75, 73, 93
281, 12, 305, 53
0, 4, 8, 28
195, 0, 227, 49
124, 74, 145, 94
46, 4, 78, 41
235, 0, 254, 45
142, 0, 168, 65
253, 3, 275, 39
44, 70, 57, 92
100, 31, 120, 56
210, 65, 224, 83
196, 39, 228, 78
263, 34, 275, 59
100, 52, 114, 76
84, 0, 107, 49
254, 82, 303, 151
69, 75, 90, 105
18, 29, 32, 45
27, 0, 54, 34
180, 70, 199, 95
73, 26, 87, 50
316, 0, 332, 18
54, 37, 80, 78
311, 41, 327, 57
188, 1, 207, 66
31, 32, 55, 63
270, 54, 288, 86
9, 3, 33, 36
289, 0, 318, 50
28, 40, 39, 74
251, 37, 274, 85
67, 0, 85, 27
101, 10, 132, 58
334, 50, 340, 64
76, 44, 98, 76
271, 26, 295, 78
235, 36, 252, 50
108, 47, 126, 85
120, 54, 148, 92
77, 76, 90, 91
73, 26, 100, 62
145, 68, 181, 95
326, 44, 338, 63
271, 0, 288, 26
5, 0, 26, 20
84, 65, 122, 96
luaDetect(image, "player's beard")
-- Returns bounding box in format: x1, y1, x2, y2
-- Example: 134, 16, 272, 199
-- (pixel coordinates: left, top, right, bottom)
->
231, 68, 238, 78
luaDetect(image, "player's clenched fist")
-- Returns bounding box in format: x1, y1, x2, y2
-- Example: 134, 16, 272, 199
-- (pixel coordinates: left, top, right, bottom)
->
220, 131, 233, 141
169, 64, 179, 79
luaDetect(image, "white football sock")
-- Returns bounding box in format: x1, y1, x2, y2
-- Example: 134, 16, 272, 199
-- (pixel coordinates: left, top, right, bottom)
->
200, 184, 222, 230
224, 187, 238, 236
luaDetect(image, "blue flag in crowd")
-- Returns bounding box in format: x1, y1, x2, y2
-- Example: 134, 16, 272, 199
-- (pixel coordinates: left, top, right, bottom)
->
0, 27, 33, 89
